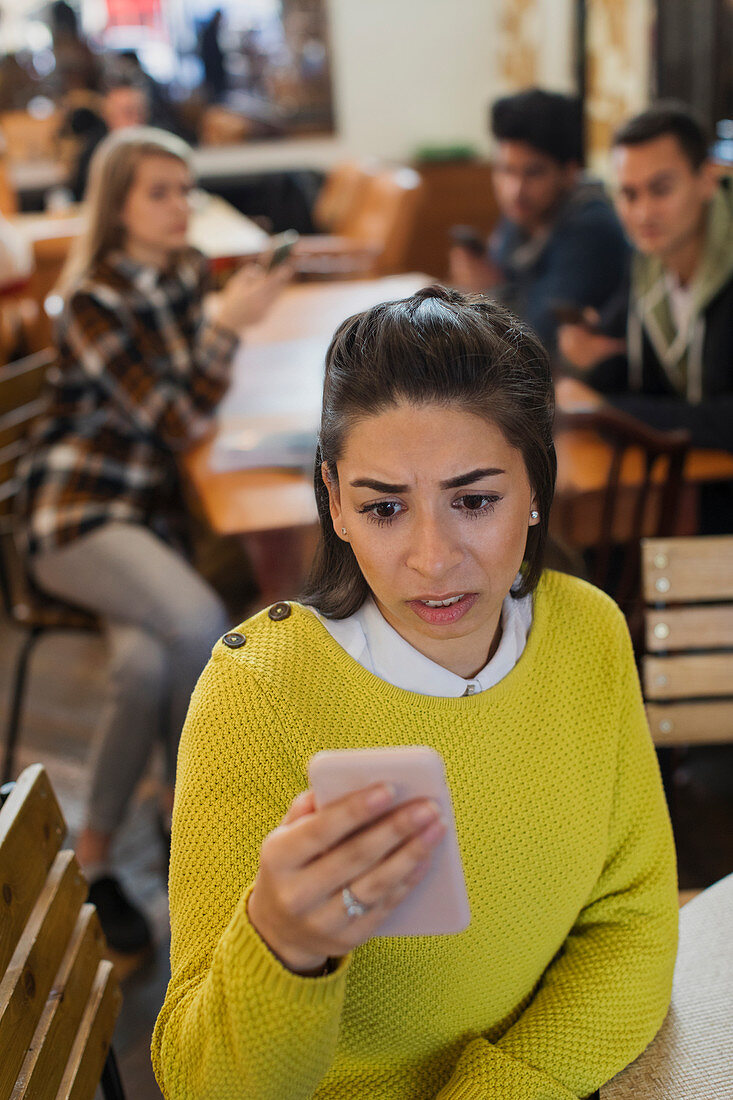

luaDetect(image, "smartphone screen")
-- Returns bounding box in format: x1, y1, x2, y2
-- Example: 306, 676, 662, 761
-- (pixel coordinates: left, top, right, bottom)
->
308, 746, 470, 936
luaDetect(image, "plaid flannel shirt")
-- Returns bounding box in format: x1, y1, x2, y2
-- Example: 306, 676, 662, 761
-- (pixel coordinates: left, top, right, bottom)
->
17, 248, 238, 556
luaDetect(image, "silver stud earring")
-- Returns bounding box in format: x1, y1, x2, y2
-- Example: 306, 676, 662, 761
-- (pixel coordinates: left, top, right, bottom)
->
341, 527, 347, 535
530, 510, 539, 520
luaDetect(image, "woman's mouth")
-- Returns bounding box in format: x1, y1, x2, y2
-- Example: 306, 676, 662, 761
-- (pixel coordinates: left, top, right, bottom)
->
408, 592, 478, 624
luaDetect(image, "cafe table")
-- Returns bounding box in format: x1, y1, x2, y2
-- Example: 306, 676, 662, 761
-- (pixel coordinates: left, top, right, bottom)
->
600, 872, 733, 1099
182, 279, 733, 604
183, 286, 733, 603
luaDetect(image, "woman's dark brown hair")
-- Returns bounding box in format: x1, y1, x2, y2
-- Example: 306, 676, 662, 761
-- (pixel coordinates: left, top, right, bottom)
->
301, 285, 556, 617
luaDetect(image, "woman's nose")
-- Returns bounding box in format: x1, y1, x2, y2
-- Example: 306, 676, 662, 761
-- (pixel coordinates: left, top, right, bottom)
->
405, 518, 463, 579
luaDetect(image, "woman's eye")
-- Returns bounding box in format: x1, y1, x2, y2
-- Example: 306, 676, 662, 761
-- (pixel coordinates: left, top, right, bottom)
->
455, 494, 499, 515
360, 501, 402, 525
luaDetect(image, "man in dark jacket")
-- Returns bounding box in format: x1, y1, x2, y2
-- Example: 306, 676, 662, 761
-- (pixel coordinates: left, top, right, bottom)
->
559, 102, 733, 529
450, 88, 628, 350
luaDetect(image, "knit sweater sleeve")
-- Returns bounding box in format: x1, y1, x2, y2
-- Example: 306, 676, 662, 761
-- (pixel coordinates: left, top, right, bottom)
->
436, 614, 678, 1100
151, 645, 350, 1100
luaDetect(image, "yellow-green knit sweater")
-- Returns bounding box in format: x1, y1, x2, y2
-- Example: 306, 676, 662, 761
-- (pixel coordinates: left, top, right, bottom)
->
152, 570, 678, 1100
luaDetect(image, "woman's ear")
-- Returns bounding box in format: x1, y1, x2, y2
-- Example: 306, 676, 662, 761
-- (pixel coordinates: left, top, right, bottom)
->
322, 461, 348, 540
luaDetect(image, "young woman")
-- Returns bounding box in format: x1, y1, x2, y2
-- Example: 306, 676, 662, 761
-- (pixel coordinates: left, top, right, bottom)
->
152, 287, 678, 1099
16, 127, 288, 953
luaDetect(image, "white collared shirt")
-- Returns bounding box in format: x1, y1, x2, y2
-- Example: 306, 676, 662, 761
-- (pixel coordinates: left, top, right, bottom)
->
311, 584, 533, 698
663, 270, 695, 336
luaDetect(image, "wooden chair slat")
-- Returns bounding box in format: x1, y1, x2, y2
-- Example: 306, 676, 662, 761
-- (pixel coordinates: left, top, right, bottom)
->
647, 701, 733, 746
10, 907, 103, 1100
644, 653, 733, 700
0, 400, 47, 451
0, 352, 51, 416
646, 604, 733, 651
54, 961, 122, 1100
642, 536, 733, 603
0, 850, 86, 1099
0, 764, 65, 975
0, 767, 122, 1100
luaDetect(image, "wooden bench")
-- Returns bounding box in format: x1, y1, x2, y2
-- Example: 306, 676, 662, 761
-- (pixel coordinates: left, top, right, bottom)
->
642, 535, 733, 747
0, 763, 124, 1099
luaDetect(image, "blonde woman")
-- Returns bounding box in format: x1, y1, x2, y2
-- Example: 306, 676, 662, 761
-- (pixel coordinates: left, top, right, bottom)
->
17, 127, 288, 953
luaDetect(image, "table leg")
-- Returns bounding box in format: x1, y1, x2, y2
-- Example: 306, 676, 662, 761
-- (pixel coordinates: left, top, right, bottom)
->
241, 525, 320, 608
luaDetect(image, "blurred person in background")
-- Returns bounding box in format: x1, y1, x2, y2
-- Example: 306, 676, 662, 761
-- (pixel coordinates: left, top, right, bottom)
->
559, 102, 733, 531
49, 0, 101, 95
15, 127, 289, 953
69, 74, 150, 200
450, 88, 628, 351
199, 8, 228, 103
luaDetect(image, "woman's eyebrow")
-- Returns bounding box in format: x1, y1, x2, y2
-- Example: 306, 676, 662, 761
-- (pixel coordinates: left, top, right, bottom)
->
440, 467, 505, 489
349, 467, 505, 493
350, 477, 407, 492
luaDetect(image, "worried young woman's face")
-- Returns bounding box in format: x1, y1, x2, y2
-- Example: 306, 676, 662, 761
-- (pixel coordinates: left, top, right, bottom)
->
324, 401, 539, 679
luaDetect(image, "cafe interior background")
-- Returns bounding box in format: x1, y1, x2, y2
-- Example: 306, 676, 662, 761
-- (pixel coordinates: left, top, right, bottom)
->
0, 0, 731, 1095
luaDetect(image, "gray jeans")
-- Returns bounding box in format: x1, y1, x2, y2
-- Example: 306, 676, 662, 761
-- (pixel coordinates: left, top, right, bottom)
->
32, 523, 229, 834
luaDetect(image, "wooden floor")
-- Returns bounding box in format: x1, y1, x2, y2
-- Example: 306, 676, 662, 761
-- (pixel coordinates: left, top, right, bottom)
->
1, 610, 732, 1097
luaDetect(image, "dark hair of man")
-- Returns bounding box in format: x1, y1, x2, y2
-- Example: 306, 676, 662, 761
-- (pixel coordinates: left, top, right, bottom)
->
612, 101, 710, 171
301, 286, 557, 618
102, 71, 149, 100
490, 88, 584, 166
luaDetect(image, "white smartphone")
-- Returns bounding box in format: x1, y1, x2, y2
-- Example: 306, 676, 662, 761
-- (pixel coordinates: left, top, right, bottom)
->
307, 746, 470, 936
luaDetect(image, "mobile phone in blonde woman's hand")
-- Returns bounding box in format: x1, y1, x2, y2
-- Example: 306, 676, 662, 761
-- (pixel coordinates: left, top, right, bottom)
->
308, 746, 470, 936
266, 230, 300, 271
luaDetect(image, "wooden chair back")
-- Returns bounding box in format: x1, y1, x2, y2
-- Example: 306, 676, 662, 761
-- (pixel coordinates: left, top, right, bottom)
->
0, 350, 97, 637
340, 166, 424, 274
642, 535, 733, 746
0, 349, 52, 521
0, 157, 18, 216
554, 405, 691, 608
312, 160, 377, 234
0, 110, 61, 164
0, 763, 122, 1099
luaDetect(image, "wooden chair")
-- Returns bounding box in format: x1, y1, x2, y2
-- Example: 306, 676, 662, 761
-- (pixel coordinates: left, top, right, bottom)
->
552, 404, 691, 640
295, 166, 424, 277
0, 155, 18, 215
641, 535, 733, 747
0, 350, 98, 782
0, 109, 62, 164
311, 159, 377, 234
0, 762, 124, 1099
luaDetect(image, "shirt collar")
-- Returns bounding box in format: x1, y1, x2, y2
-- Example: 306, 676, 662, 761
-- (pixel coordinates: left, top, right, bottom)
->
332, 579, 532, 698
106, 250, 170, 293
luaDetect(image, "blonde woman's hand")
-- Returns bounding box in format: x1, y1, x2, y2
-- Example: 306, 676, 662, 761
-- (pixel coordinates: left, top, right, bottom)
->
210, 262, 291, 335
247, 784, 446, 974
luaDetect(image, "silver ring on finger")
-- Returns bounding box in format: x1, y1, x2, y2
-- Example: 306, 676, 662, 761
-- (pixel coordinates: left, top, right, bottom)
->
342, 885, 369, 919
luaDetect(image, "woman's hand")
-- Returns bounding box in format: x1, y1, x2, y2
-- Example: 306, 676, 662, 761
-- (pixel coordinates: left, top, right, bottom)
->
210, 262, 291, 335
247, 784, 446, 974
